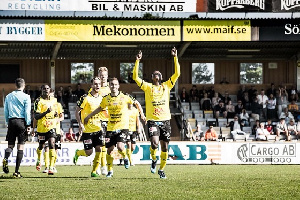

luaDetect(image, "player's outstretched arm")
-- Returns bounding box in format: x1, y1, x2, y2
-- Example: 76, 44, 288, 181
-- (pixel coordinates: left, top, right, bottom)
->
75, 106, 85, 133
170, 47, 181, 84
133, 50, 143, 87
83, 106, 103, 124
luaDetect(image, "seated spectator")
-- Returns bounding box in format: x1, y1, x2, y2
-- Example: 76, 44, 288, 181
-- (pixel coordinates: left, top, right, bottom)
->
74, 83, 86, 99
214, 100, 227, 119
221, 91, 231, 105
267, 93, 277, 120
192, 124, 204, 141
252, 120, 260, 135
288, 100, 298, 112
250, 97, 262, 121
241, 92, 250, 110
227, 115, 247, 141
204, 126, 218, 141
189, 85, 199, 102
287, 119, 299, 141
207, 86, 215, 99
212, 92, 221, 108
226, 100, 235, 118
240, 109, 249, 126
65, 128, 76, 142
180, 87, 190, 102
276, 118, 288, 140
288, 87, 298, 102
235, 100, 244, 115
200, 93, 212, 110
280, 107, 294, 124
256, 122, 270, 141
265, 119, 275, 135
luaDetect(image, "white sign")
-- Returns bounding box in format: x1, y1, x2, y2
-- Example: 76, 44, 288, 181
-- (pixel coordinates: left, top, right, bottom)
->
0, 0, 197, 12
281, 0, 300, 10
0, 20, 45, 41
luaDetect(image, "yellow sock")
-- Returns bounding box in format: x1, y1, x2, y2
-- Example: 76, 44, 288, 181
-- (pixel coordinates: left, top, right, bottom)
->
36, 148, 42, 161
49, 149, 56, 168
44, 151, 49, 168
126, 148, 132, 164
150, 146, 157, 161
101, 146, 107, 167
92, 152, 101, 173
118, 150, 126, 159
106, 154, 114, 172
77, 149, 87, 157
160, 151, 168, 171
54, 152, 58, 166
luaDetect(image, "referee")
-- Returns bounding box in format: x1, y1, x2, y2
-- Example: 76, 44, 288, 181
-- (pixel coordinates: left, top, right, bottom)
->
3, 78, 31, 178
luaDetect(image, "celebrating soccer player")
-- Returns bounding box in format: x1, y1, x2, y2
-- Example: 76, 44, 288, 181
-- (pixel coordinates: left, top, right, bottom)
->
84, 78, 145, 178
133, 47, 180, 179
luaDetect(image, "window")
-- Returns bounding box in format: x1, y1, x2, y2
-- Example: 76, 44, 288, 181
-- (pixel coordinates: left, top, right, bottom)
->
240, 63, 263, 84
0, 64, 20, 83
192, 63, 214, 84
120, 63, 143, 83
71, 63, 94, 84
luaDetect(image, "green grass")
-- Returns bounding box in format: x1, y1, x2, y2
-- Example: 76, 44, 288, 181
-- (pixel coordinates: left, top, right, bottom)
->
1, 165, 300, 199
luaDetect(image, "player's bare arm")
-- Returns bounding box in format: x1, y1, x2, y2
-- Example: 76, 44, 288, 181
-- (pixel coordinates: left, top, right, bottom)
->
84, 106, 103, 124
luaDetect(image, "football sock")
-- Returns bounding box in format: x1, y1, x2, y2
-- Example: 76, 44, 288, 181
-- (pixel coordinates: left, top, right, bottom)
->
126, 148, 132, 164
36, 148, 42, 161
15, 150, 23, 173
118, 150, 126, 159
100, 146, 107, 167
44, 151, 49, 168
54, 151, 58, 166
4, 147, 13, 160
49, 149, 56, 168
106, 154, 114, 172
92, 152, 101, 173
150, 146, 157, 161
160, 151, 168, 171
77, 149, 87, 157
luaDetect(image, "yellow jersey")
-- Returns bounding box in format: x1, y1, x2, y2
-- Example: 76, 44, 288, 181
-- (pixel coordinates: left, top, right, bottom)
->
88, 85, 110, 121
55, 102, 63, 135
133, 56, 180, 121
34, 97, 59, 133
128, 107, 139, 132
77, 92, 102, 133
100, 92, 134, 131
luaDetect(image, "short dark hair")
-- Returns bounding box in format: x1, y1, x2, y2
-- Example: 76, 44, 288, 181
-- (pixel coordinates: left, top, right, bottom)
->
15, 78, 25, 89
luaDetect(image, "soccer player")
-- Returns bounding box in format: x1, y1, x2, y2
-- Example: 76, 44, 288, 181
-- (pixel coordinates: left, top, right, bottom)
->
3, 78, 31, 178
73, 77, 106, 177
126, 103, 141, 166
133, 47, 180, 179
33, 85, 58, 175
84, 78, 145, 178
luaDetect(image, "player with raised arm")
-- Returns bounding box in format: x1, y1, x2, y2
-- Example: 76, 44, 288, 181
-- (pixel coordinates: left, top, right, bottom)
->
133, 47, 180, 179
73, 77, 105, 177
84, 78, 145, 178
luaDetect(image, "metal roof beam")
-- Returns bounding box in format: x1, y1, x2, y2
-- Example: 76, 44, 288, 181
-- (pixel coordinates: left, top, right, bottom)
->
178, 42, 191, 58
51, 41, 62, 60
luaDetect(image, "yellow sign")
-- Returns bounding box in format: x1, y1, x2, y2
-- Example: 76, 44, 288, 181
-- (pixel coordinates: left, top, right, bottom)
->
45, 20, 181, 41
183, 20, 251, 41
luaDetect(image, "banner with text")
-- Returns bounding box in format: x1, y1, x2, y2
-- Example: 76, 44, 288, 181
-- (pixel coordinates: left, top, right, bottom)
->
183, 20, 251, 41
1, 142, 299, 166
0, 0, 197, 12
259, 21, 300, 41
45, 20, 181, 41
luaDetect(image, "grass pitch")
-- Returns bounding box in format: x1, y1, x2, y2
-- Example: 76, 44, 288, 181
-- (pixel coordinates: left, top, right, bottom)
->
1, 165, 300, 200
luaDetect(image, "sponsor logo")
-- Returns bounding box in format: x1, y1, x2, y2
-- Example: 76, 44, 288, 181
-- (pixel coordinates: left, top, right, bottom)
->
285, 24, 300, 35
216, 0, 265, 11
237, 143, 296, 164
281, 0, 300, 10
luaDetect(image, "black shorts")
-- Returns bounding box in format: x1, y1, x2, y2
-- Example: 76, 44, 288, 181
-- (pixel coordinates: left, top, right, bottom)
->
37, 129, 56, 144
147, 120, 171, 142
105, 129, 128, 148
126, 131, 137, 144
55, 134, 62, 149
6, 118, 27, 145
81, 131, 104, 150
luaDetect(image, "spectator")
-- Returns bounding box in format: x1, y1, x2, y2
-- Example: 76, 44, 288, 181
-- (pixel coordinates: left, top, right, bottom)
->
24, 85, 35, 101
281, 86, 289, 111
212, 92, 221, 108
192, 124, 204, 141
65, 127, 76, 142
267, 93, 277, 120
287, 119, 298, 141
257, 89, 268, 120
250, 97, 262, 121
214, 100, 227, 119
276, 88, 283, 119
265, 119, 275, 135
227, 115, 247, 141
179, 87, 190, 102
252, 120, 260, 135
207, 86, 215, 99
221, 91, 231, 105
73, 83, 86, 100
34, 85, 42, 100
237, 85, 247, 102
189, 85, 199, 102
65, 86, 76, 104
235, 100, 244, 115
248, 85, 257, 104
288, 100, 298, 112
226, 100, 235, 118
220, 77, 229, 84
256, 122, 270, 141
204, 126, 218, 141
200, 93, 212, 110
240, 109, 249, 126
280, 107, 294, 124
56, 90, 66, 109
288, 86, 298, 102
267, 83, 276, 97
276, 118, 288, 140
241, 92, 250, 110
